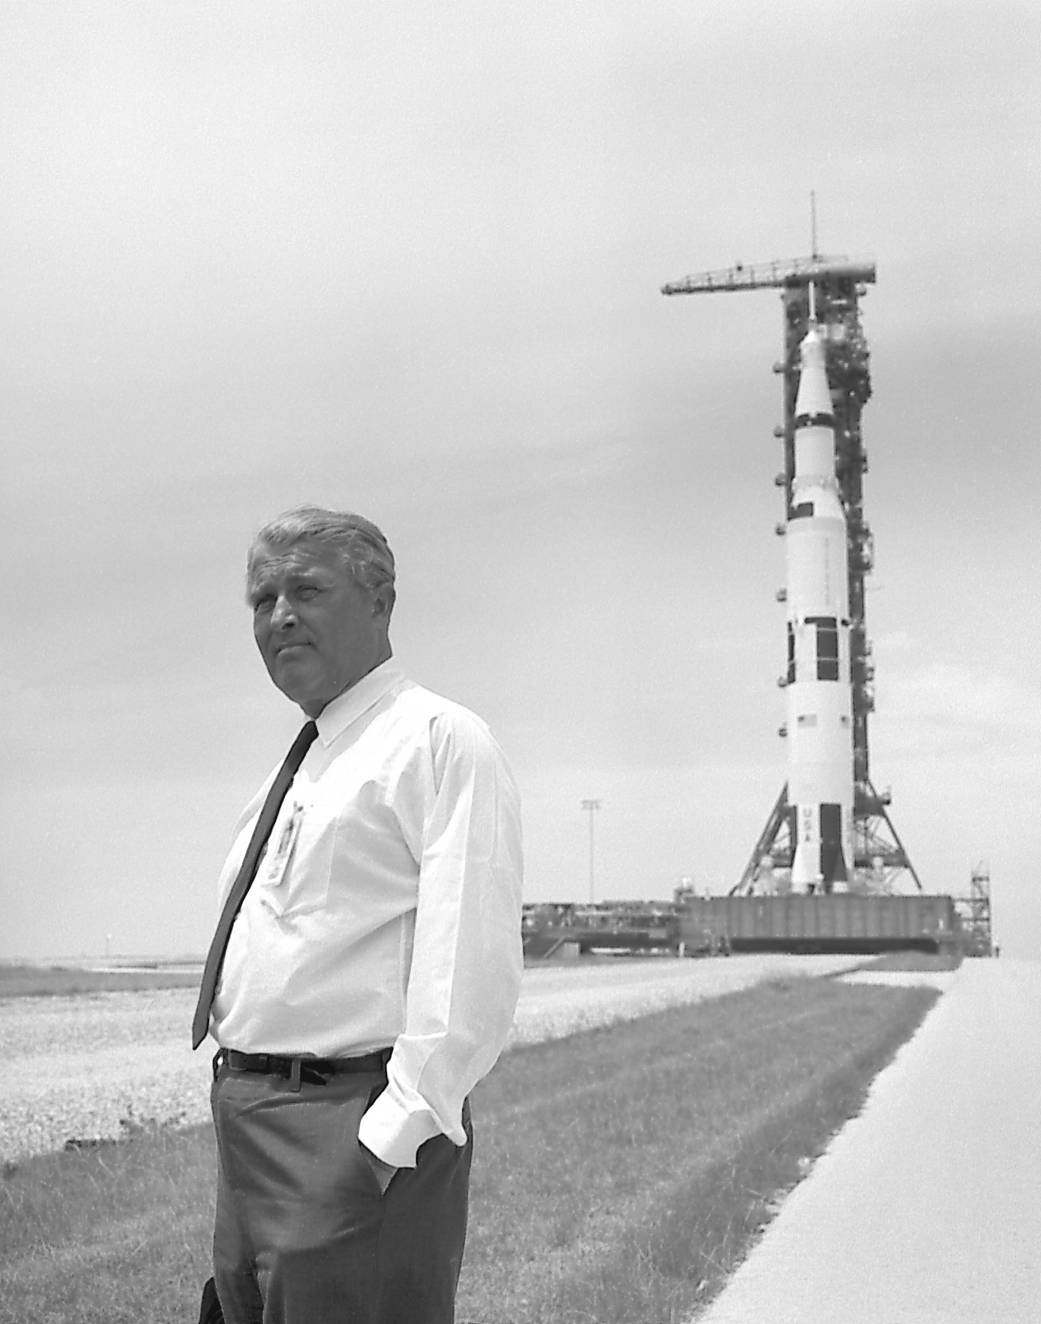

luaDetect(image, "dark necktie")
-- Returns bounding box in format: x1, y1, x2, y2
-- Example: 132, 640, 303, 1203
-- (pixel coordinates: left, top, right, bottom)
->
191, 721, 318, 1049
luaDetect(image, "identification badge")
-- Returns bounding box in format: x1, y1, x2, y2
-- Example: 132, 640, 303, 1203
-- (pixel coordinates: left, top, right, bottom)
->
263, 801, 303, 888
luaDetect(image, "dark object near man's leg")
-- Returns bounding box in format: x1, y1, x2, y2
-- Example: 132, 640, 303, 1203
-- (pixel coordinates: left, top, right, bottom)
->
198, 1277, 225, 1324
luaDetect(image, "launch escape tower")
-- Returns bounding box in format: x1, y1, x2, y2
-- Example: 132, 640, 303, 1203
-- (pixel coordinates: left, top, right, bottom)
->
662, 253, 921, 894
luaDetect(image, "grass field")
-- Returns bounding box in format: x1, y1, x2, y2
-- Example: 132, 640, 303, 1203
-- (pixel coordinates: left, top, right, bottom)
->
0, 972, 941, 1324
0, 949, 952, 1000
0, 963, 201, 998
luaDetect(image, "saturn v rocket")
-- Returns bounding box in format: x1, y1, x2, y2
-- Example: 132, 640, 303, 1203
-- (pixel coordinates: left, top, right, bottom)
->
783, 293, 854, 890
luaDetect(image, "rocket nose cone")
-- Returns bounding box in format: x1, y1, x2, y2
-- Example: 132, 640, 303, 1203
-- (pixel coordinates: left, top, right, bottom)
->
795, 326, 833, 420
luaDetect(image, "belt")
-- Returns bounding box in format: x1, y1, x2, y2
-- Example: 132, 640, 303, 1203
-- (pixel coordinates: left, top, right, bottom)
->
215, 1047, 390, 1091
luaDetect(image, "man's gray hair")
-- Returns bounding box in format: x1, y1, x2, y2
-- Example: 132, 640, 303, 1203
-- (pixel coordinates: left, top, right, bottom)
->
247, 505, 396, 599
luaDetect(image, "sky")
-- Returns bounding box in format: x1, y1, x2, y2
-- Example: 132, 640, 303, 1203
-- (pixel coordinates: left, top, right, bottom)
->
2, 1, 1039, 961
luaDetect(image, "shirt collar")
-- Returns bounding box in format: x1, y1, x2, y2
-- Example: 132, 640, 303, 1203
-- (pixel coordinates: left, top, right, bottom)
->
314, 658, 407, 746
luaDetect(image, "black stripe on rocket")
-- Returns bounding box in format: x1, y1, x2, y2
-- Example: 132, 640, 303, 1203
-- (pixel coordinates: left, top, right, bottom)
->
819, 803, 849, 884
786, 617, 841, 683
788, 801, 850, 887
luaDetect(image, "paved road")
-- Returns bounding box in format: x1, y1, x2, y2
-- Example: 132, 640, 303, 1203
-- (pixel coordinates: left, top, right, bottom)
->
693, 958, 1041, 1324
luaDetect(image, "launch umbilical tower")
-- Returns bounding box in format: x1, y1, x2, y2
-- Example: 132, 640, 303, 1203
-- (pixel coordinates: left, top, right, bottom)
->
662, 253, 920, 893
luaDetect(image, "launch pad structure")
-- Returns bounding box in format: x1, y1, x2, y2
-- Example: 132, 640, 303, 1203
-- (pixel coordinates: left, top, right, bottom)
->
518, 246, 995, 960
662, 253, 920, 895
955, 862, 994, 957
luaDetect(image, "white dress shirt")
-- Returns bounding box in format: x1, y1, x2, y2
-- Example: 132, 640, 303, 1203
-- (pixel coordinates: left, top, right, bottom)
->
210, 660, 524, 1168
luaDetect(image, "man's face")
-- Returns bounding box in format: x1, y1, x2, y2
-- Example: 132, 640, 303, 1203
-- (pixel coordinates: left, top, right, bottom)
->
248, 539, 392, 716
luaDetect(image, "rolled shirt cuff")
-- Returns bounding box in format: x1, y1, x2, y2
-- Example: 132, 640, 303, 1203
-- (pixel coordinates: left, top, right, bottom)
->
358, 1080, 465, 1169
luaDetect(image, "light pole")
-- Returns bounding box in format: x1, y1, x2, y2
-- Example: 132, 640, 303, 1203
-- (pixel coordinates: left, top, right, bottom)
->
580, 799, 601, 903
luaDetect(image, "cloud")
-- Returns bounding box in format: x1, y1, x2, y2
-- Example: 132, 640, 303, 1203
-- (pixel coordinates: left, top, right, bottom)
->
877, 661, 1041, 756
873, 630, 913, 653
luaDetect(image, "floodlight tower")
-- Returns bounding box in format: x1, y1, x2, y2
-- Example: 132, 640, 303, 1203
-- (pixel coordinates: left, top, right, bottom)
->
662, 247, 920, 893
581, 798, 601, 902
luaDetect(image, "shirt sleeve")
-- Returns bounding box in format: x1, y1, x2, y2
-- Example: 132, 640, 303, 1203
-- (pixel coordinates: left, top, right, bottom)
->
357, 708, 524, 1168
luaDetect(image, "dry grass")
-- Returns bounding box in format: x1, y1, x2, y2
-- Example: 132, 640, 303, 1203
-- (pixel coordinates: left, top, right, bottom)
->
0, 977, 939, 1324
0, 963, 200, 999
0, 955, 858, 1164
458, 977, 937, 1322
0, 1124, 215, 1323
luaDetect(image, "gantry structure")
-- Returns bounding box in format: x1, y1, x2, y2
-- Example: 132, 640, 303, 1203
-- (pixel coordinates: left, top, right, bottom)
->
662, 253, 921, 893
953, 862, 994, 955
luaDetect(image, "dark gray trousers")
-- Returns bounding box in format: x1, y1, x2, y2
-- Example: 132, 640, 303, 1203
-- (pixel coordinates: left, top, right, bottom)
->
210, 1062, 472, 1324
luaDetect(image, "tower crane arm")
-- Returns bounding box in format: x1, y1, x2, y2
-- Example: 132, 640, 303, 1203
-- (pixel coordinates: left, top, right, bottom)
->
662, 255, 876, 296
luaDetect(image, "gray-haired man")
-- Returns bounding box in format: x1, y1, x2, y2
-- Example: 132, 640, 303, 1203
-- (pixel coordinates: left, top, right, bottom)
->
195, 506, 524, 1323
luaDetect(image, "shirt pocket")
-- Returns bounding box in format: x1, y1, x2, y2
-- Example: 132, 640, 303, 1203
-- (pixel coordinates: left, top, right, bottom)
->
255, 791, 334, 919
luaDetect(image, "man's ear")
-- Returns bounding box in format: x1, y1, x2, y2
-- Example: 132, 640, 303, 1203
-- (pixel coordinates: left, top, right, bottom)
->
372, 584, 395, 620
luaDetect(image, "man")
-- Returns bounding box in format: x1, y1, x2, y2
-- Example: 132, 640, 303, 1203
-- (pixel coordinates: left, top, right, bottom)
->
193, 505, 524, 1324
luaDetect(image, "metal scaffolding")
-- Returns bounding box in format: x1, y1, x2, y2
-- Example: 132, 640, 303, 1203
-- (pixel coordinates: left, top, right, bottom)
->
953, 862, 994, 956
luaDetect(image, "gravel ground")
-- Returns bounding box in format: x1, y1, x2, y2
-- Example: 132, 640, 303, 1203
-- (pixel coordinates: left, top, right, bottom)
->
0, 954, 858, 1163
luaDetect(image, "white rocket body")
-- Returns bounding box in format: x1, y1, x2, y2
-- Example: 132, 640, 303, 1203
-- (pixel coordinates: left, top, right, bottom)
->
784, 322, 854, 890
